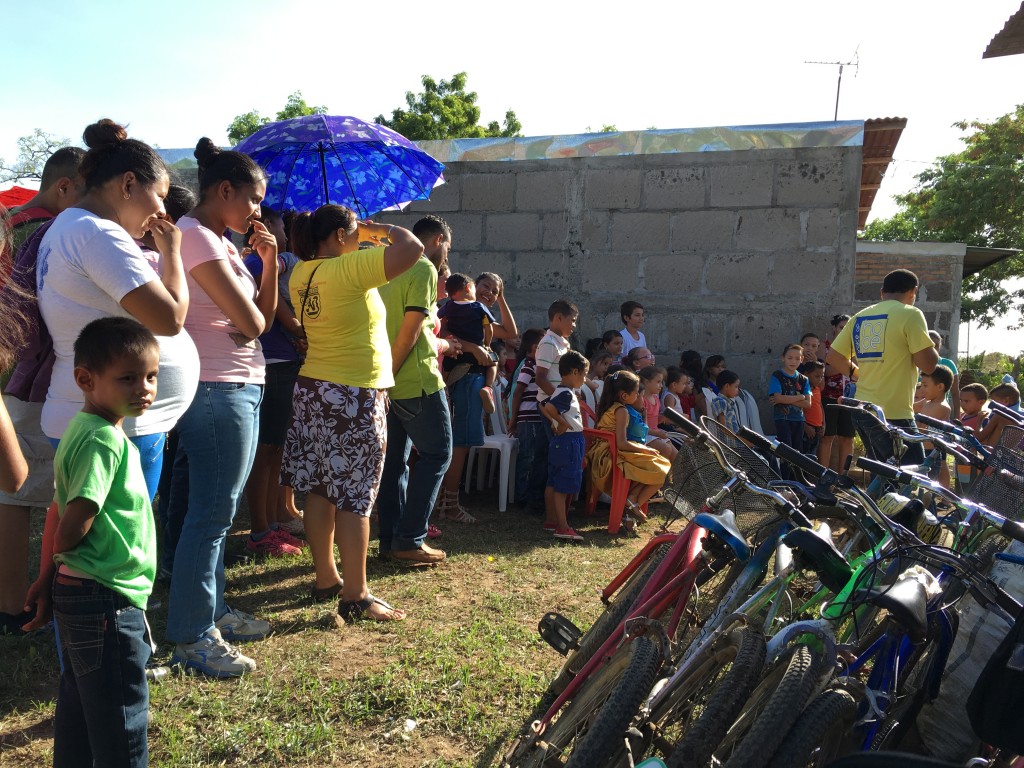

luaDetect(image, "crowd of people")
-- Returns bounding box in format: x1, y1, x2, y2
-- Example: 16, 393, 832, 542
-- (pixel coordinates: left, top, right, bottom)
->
0, 121, 1022, 768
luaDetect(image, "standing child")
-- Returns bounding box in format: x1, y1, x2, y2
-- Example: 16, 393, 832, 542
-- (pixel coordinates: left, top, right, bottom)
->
914, 366, 954, 488
539, 351, 589, 541
586, 370, 671, 522
507, 328, 546, 507
51, 317, 161, 767
618, 301, 647, 359
959, 383, 990, 433
801, 333, 821, 364
799, 360, 826, 455
437, 273, 498, 413
638, 366, 678, 462
769, 345, 812, 475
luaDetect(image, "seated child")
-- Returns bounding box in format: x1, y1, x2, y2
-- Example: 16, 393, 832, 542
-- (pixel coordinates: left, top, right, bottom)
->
914, 365, 954, 487
959, 383, 990, 432
586, 370, 671, 526
539, 351, 589, 541
711, 370, 743, 433
661, 367, 694, 426
50, 317, 161, 767
978, 383, 1021, 447
438, 272, 498, 413
638, 365, 678, 462
600, 329, 624, 362
799, 360, 826, 455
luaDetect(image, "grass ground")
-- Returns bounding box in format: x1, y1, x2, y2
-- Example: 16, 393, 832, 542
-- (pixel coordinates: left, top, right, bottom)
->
0, 490, 653, 767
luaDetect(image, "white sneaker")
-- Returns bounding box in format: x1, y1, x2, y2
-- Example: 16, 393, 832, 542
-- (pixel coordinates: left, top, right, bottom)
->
171, 628, 256, 678
215, 606, 271, 642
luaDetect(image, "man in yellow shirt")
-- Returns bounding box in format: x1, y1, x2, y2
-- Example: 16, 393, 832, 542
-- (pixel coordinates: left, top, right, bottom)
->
826, 269, 939, 465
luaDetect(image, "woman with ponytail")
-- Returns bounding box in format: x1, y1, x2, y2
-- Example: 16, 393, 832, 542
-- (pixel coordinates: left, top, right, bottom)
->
283, 205, 422, 623
164, 138, 278, 678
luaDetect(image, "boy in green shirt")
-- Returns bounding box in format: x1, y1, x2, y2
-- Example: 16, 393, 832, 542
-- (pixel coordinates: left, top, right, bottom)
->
51, 316, 160, 768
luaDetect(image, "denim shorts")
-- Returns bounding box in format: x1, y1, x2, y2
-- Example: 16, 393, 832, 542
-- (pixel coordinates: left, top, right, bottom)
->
450, 372, 485, 447
547, 432, 585, 494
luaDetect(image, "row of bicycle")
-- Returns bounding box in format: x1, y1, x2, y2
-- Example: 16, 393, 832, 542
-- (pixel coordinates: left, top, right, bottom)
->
502, 398, 1024, 768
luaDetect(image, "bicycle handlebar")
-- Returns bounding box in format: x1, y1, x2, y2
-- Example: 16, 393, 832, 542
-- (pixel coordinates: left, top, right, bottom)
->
914, 412, 964, 436
662, 407, 701, 439
990, 400, 1024, 426
738, 428, 830, 481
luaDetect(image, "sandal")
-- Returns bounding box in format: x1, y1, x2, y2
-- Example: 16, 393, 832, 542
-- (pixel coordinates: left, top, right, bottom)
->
624, 498, 648, 522
309, 581, 344, 602
337, 593, 406, 623
441, 489, 477, 524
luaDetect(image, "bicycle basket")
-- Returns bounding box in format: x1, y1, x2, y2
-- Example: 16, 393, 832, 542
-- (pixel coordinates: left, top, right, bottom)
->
968, 440, 1024, 521
699, 416, 781, 486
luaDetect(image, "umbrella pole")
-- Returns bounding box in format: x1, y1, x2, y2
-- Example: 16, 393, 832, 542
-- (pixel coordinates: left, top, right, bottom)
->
318, 143, 330, 206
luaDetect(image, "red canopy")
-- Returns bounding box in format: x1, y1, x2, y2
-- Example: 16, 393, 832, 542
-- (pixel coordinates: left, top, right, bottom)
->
0, 186, 36, 209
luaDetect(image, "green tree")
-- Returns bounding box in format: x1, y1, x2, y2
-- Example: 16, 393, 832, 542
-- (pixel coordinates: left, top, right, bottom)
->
376, 72, 522, 141
227, 91, 329, 145
860, 105, 1024, 329
0, 129, 72, 183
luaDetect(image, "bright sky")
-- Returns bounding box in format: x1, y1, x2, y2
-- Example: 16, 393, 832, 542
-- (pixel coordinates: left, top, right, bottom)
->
2, 0, 1021, 354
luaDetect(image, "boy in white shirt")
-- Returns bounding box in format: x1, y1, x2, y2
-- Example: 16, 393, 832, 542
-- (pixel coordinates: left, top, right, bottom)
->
540, 351, 588, 542
618, 300, 647, 360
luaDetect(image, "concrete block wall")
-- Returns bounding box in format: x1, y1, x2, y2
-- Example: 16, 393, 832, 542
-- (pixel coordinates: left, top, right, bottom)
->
854, 242, 965, 357
378, 146, 862, 425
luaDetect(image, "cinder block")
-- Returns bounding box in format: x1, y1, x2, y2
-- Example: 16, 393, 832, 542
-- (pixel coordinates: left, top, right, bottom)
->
442, 213, 483, 250
736, 208, 801, 250
666, 317, 695, 357
705, 253, 770, 293
462, 173, 515, 211
771, 252, 837, 293
690, 314, 728, 353
612, 212, 671, 252
485, 213, 540, 251
729, 314, 800, 356
450, 251, 514, 282
804, 208, 840, 248
921, 281, 952, 303
582, 253, 641, 293
515, 252, 570, 291
585, 169, 643, 209
644, 168, 705, 210
709, 163, 773, 207
542, 213, 569, 250
775, 158, 844, 207
643, 254, 704, 294
855, 281, 882, 301
517, 171, 571, 210
583, 211, 610, 251
671, 211, 737, 252
424, 176, 461, 211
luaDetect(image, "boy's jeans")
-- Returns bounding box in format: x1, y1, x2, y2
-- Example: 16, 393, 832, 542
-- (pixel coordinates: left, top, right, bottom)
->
377, 389, 452, 552
514, 421, 547, 503
166, 381, 262, 644
53, 576, 150, 768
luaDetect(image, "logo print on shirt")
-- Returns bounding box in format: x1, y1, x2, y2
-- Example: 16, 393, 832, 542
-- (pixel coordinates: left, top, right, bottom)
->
853, 314, 887, 360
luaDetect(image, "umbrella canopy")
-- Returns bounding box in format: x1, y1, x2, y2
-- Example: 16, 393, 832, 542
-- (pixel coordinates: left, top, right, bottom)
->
234, 115, 445, 218
0, 186, 37, 209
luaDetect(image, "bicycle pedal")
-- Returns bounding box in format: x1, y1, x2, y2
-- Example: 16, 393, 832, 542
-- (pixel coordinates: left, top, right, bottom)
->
538, 612, 582, 656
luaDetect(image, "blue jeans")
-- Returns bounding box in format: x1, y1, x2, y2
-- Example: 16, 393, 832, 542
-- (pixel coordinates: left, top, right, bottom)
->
128, 432, 165, 502
514, 421, 547, 503
528, 420, 554, 508
378, 389, 452, 552
166, 382, 262, 644
155, 428, 187, 574
52, 575, 150, 768
774, 419, 805, 480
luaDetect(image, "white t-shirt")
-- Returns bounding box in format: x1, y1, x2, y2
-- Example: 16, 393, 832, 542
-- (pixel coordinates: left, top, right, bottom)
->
619, 328, 647, 359
535, 329, 570, 402
179, 217, 265, 384
122, 245, 201, 437
37, 209, 156, 439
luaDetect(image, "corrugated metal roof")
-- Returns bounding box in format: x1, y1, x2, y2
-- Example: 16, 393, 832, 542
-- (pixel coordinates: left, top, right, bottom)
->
984, 2, 1024, 58
859, 117, 907, 229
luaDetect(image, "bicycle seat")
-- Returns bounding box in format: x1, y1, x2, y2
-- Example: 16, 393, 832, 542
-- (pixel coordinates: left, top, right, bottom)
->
854, 577, 929, 642
694, 509, 750, 561
782, 527, 854, 593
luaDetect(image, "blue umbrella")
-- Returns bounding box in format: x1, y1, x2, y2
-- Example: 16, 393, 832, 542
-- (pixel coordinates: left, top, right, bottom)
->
234, 114, 445, 217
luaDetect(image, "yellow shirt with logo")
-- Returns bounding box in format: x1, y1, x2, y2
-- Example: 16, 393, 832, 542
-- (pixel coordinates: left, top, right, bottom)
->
831, 299, 933, 420
290, 247, 393, 390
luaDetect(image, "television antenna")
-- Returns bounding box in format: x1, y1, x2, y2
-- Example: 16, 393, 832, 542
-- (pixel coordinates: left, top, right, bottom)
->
805, 47, 860, 121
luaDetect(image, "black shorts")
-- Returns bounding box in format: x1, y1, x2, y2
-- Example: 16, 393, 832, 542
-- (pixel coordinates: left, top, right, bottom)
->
822, 397, 855, 438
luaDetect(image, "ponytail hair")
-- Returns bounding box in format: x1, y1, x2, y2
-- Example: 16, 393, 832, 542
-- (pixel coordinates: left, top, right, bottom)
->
290, 204, 358, 259
597, 369, 640, 419
79, 119, 167, 192
194, 137, 266, 200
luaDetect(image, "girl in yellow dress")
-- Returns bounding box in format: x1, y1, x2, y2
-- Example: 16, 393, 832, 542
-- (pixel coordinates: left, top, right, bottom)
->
587, 370, 671, 517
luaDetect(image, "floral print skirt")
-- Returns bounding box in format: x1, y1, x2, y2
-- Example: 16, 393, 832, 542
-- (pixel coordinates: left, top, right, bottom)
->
281, 376, 387, 516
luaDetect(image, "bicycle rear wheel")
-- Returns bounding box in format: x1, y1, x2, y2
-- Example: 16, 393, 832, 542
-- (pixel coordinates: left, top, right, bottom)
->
766, 685, 861, 767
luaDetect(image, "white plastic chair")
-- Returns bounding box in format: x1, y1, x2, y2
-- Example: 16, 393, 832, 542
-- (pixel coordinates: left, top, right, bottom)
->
465, 391, 518, 512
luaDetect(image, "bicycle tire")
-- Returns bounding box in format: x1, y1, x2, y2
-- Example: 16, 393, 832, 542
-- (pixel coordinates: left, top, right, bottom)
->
547, 544, 671, 697
718, 643, 824, 768
514, 636, 662, 768
660, 624, 767, 768
766, 686, 860, 768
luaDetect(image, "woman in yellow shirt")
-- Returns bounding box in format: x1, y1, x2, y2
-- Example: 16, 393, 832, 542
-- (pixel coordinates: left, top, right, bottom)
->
284, 205, 422, 622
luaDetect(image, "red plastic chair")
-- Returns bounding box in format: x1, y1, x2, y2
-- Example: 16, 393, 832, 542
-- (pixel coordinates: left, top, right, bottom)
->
582, 428, 647, 534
